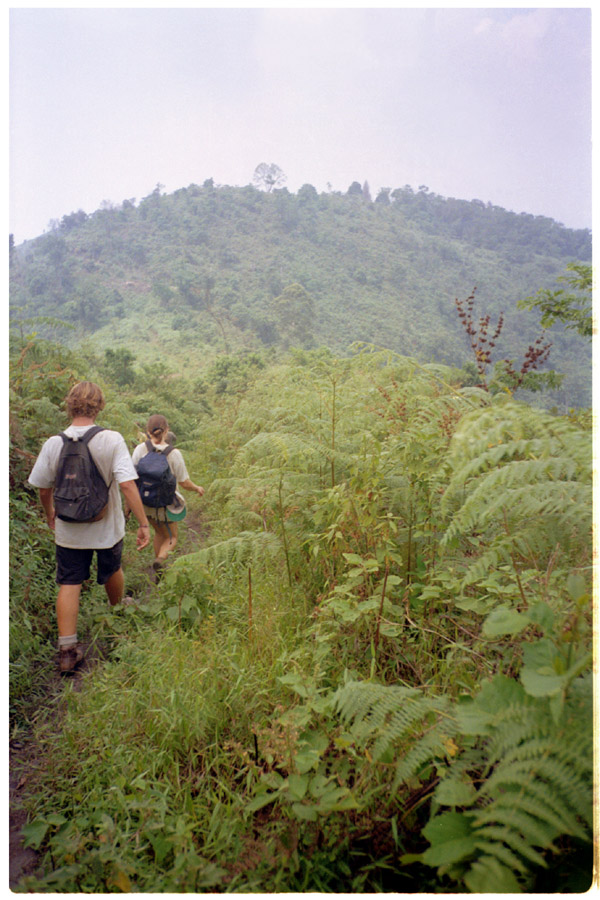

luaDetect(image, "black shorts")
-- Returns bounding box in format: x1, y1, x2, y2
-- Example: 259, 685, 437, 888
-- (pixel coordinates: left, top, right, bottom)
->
55, 540, 124, 586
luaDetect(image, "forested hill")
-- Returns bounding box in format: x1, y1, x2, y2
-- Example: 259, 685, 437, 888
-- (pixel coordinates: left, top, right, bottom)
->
9, 180, 592, 405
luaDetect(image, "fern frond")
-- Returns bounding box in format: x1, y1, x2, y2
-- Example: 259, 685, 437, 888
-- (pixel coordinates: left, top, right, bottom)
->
236, 431, 324, 469
482, 756, 591, 828
334, 682, 423, 745
442, 470, 590, 545
445, 434, 589, 498
170, 531, 282, 573
474, 807, 559, 855
476, 824, 548, 868
484, 792, 586, 842
333, 681, 456, 787
463, 856, 521, 893
392, 727, 457, 791
473, 834, 530, 873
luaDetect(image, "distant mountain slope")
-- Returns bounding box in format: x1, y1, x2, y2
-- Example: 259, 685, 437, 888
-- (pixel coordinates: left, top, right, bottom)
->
9, 180, 592, 405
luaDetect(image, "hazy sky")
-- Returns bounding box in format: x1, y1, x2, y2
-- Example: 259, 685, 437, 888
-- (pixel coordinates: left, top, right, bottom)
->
9, 6, 592, 243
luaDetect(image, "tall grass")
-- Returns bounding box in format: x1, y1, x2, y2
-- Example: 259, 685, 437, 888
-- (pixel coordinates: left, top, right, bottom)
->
18, 565, 313, 892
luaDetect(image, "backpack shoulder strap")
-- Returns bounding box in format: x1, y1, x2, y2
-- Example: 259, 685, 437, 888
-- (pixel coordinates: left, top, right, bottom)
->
78, 426, 110, 488
162, 445, 175, 457
59, 432, 69, 444
80, 425, 105, 446
145, 439, 154, 452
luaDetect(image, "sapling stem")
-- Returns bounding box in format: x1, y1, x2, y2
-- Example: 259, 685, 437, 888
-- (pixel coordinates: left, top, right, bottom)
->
331, 376, 336, 488
373, 557, 390, 672
277, 477, 293, 589
248, 565, 253, 642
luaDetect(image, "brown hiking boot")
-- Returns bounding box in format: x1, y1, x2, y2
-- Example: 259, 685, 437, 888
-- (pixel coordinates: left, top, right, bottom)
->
59, 644, 84, 674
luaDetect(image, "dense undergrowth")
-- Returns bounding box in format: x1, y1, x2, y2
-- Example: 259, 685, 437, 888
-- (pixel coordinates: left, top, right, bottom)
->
10, 332, 593, 893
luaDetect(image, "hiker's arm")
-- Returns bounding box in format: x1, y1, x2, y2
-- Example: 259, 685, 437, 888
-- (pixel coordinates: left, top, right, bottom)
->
39, 488, 55, 530
179, 478, 204, 497
119, 480, 151, 550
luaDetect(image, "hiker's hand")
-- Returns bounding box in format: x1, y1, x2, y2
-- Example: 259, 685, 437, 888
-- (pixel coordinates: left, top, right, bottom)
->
46, 510, 56, 531
136, 525, 150, 550
196, 486, 205, 497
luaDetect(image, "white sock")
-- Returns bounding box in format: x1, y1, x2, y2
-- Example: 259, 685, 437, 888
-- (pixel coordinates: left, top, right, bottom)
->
58, 633, 77, 649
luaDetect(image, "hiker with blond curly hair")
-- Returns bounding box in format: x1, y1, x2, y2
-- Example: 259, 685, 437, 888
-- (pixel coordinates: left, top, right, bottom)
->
28, 381, 150, 673
131, 414, 204, 572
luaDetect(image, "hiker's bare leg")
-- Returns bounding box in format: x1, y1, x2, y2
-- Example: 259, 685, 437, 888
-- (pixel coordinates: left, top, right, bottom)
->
167, 523, 178, 554
105, 567, 125, 606
56, 584, 82, 637
153, 522, 178, 561
151, 521, 163, 558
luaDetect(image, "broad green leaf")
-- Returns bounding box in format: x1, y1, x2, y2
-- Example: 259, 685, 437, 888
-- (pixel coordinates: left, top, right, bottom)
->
287, 774, 309, 801
482, 605, 529, 637
299, 729, 329, 753
527, 601, 554, 631
400, 853, 424, 865
46, 813, 68, 826
324, 793, 359, 812
294, 750, 321, 774
521, 638, 566, 697
262, 771, 285, 790
520, 667, 565, 698
315, 787, 351, 811
22, 819, 49, 850
146, 832, 171, 865
457, 675, 525, 733
308, 773, 333, 797
455, 596, 497, 614
277, 673, 311, 698
522, 637, 555, 669
435, 779, 477, 807
379, 622, 402, 637
246, 790, 280, 813
422, 812, 477, 866
334, 732, 355, 750
342, 553, 364, 565
290, 802, 318, 822
567, 572, 587, 602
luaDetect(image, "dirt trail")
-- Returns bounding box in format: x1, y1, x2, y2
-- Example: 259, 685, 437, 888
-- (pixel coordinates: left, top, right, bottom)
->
9, 639, 108, 888
9, 757, 38, 886
8, 509, 209, 889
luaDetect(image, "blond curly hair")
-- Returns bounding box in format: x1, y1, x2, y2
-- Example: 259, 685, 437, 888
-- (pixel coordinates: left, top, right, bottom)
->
65, 382, 106, 419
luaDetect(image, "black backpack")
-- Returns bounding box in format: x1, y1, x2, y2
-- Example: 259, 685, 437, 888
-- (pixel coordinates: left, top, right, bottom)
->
54, 426, 110, 523
135, 441, 177, 508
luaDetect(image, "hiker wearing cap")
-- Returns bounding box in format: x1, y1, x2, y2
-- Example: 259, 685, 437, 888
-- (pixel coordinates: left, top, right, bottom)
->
131, 414, 204, 571
28, 381, 151, 674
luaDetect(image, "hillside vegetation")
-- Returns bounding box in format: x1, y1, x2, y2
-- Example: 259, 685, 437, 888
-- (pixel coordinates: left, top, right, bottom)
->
9, 321, 593, 891
9, 179, 592, 406
9, 178, 593, 891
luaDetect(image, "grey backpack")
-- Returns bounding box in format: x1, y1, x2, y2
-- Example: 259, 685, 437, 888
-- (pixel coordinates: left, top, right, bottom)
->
53, 426, 110, 522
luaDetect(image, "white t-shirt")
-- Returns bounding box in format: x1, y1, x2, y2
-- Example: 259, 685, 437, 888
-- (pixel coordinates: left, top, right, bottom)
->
28, 425, 138, 550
